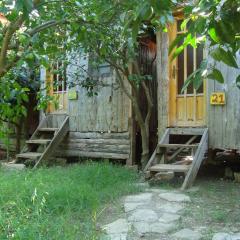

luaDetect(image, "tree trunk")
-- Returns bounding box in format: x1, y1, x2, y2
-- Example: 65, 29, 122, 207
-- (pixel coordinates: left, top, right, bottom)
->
139, 123, 150, 167
108, 63, 152, 169
15, 120, 23, 154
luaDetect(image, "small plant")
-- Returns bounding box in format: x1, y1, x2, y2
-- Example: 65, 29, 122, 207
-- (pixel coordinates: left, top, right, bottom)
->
0, 163, 140, 239
211, 209, 226, 222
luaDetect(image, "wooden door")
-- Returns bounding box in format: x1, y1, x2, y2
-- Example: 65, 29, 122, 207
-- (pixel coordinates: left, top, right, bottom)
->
47, 61, 68, 113
169, 19, 206, 127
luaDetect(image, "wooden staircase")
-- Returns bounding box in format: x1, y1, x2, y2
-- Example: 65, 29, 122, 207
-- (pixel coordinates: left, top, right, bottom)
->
16, 114, 69, 168
144, 128, 208, 190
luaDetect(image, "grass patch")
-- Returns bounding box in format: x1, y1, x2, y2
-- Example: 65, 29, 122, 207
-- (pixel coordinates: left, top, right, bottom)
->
181, 178, 240, 240
0, 163, 140, 240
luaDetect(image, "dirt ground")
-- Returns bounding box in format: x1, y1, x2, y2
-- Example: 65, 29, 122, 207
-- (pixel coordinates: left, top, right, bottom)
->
181, 177, 240, 239
99, 166, 240, 240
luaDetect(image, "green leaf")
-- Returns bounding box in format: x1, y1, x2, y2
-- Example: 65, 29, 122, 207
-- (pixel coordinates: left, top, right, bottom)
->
207, 68, 224, 83
181, 19, 190, 31
23, 0, 33, 11
236, 75, 240, 89
172, 45, 184, 60
211, 47, 238, 68
131, 20, 140, 41
139, 3, 152, 20
16, 0, 33, 13
208, 28, 221, 43
182, 68, 202, 93
169, 33, 186, 55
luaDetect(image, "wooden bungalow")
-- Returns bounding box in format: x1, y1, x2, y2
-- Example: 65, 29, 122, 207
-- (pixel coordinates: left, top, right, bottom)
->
16, 14, 240, 189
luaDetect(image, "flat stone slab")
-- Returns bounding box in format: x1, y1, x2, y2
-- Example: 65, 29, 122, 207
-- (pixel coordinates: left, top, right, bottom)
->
156, 202, 184, 213
186, 186, 200, 193
125, 193, 152, 203
133, 221, 175, 235
172, 228, 202, 240
212, 233, 240, 240
103, 219, 129, 235
134, 182, 149, 188
151, 222, 176, 234
128, 209, 158, 223
148, 188, 170, 194
107, 234, 127, 240
230, 234, 240, 240
159, 213, 181, 223
1, 163, 26, 171
124, 202, 145, 212
159, 192, 191, 203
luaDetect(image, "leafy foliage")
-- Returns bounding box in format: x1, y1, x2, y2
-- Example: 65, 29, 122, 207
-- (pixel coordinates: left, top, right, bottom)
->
170, 0, 240, 88
0, 0, 176, 164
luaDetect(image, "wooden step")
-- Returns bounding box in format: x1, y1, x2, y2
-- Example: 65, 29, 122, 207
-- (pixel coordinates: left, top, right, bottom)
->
149, 164, 191, 173
38, 128, 58, 132
169, 127, 205, 135
17, 152, 42, 159
158, 144, 199, 149
26, 139, 52, 145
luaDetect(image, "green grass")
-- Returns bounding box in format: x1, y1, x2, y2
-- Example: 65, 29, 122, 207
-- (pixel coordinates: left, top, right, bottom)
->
0, 163, 140, 240
180, 178, 240, 240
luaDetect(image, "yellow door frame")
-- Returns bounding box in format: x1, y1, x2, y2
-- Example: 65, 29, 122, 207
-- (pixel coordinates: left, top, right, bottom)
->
168, 16, 206, 127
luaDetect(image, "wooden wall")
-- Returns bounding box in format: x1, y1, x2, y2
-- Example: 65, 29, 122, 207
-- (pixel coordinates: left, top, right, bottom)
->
56, 132, 130, 160
207, 55, 240, 150
68, 74, 130, 132
53, 52, 132, 161
67, 54, 130, 133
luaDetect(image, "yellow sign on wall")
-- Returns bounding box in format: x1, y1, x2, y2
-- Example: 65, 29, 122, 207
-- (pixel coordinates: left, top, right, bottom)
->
68, 89, 78, 100
210, 92, 226, 105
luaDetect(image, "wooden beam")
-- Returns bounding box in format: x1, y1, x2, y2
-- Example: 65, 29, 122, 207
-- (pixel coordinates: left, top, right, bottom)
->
158, 143, 199, 148
149, 164, 190, 173
126, 118, 135, 166
168, 135, 198, 162
144, 128, 170, 172
170, 128, 205, 135
181, 128, 208, 190
157, 31, 169, 138
55, 150, 129, 160
68, 131, 130, 139
65, 138, 130, 145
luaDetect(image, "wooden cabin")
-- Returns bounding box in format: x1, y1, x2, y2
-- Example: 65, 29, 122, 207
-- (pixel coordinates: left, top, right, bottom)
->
17, 15, 240, 188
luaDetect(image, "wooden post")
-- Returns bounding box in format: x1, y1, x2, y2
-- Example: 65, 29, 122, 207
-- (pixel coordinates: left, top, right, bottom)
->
46, 70, 54, 113
127, 117, 136, 166
157, 31, 169, 140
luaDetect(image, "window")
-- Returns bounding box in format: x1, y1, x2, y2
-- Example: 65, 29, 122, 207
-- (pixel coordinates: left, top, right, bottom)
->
53, 61, 67, 92
176, 20, 204, 95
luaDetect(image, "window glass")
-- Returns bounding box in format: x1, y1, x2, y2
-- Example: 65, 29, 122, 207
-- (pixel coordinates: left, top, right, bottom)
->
197, 44, 204, 93
187, 45, 194, 94
177, 37, 184, 95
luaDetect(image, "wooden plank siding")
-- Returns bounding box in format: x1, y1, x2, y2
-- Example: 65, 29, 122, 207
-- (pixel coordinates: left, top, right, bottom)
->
67, 68, 130, 133
55, 131, 130, 160
207, 54, 240, 150
53, 53, 132, 161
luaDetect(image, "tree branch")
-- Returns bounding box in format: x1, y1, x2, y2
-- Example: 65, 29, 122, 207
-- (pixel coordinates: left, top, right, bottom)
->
0, 16, 24, 74
132, 60, 153, 134
27, 19, 69, 36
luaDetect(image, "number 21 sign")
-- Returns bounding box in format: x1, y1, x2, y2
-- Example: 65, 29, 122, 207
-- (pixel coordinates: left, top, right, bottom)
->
210, 92, 226, 105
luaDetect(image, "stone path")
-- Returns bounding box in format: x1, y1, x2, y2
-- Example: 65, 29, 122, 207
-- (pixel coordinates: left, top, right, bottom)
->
101, 186, 197, 240
101, 185, 240, 240
212, 233, 240, 240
